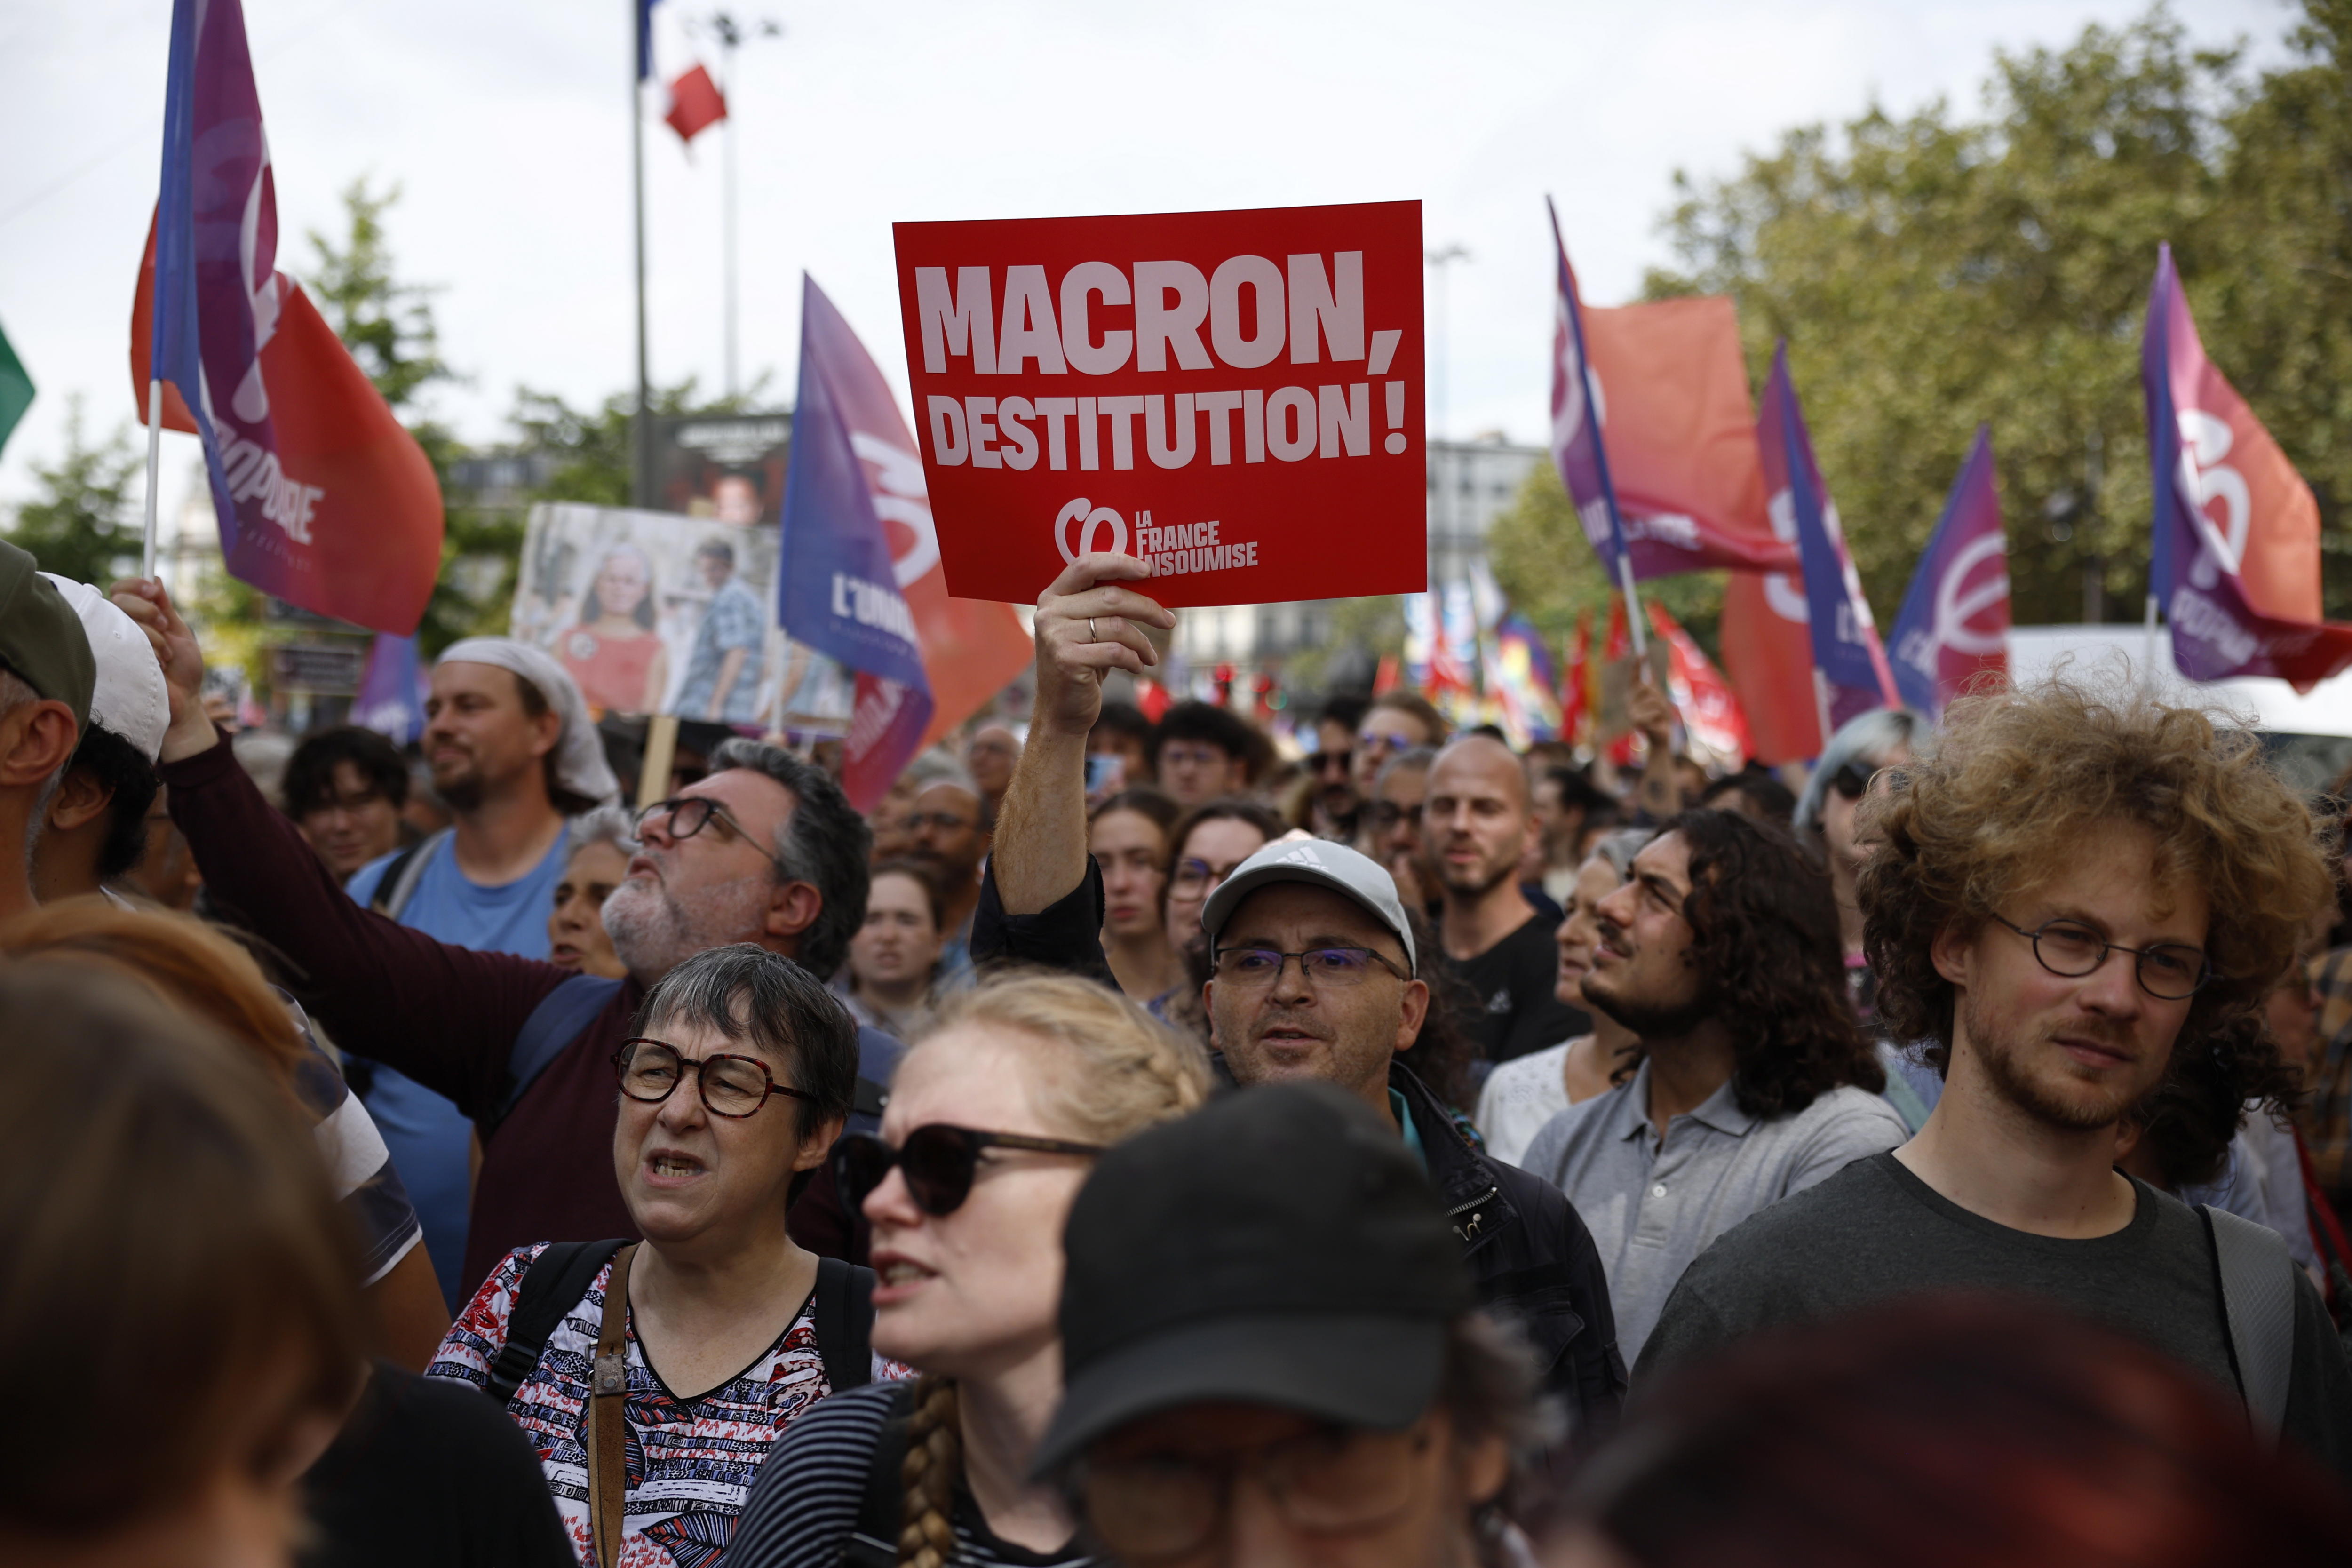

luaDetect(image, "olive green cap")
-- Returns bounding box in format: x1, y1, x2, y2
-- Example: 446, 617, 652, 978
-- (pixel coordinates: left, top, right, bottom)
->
0, 539, 96, 734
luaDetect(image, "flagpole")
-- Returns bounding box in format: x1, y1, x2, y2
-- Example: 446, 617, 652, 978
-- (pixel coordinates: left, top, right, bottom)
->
631, 2, 654, 510
2143, 590, 2160, 693
721, 33, 738, 402
141, 380, 163, 580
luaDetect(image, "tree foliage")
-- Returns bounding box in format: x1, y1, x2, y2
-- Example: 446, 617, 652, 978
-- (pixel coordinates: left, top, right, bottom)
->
2, 396, 142, 587
1642, 1, 2352, 625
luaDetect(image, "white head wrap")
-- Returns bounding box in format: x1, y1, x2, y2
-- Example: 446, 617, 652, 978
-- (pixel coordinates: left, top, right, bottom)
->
41, 574, 170, 763
436, 636, 621, 807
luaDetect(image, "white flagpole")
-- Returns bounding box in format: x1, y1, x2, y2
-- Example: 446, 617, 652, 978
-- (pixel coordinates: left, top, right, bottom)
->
141, 379, 163, 581
1617, 553, 1647, 660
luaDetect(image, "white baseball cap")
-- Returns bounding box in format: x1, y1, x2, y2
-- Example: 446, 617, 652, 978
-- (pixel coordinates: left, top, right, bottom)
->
41, 574, 170, 763
1200, 836, 1418, 975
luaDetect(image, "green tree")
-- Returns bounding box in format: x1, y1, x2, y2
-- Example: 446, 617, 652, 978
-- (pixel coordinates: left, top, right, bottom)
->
4, 395, 143, 586
1646, 3, 2352, 626
308, 178, 453, 414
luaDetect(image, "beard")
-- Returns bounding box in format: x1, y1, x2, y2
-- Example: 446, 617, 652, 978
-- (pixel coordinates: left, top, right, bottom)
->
603, 869, 774, 981
1962, 987, 2151, 1131
1437, 846, 1518, 900
434, 758, 485, 812
1581, 966, 1713, 1042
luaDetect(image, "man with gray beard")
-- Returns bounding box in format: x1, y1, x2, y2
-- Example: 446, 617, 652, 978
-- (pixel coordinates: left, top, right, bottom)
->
111, 578, 899, 1303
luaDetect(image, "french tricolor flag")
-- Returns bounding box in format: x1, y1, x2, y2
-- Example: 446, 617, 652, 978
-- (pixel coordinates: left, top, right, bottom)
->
639, 0, 727, 146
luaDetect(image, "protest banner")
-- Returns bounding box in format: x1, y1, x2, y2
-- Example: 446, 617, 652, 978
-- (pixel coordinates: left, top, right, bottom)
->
509, 501, 850, 729
132, 0, 441, 634
2142, 243, 2352, 691
892, 201, 1426, 607
1890, 425, 2010, 720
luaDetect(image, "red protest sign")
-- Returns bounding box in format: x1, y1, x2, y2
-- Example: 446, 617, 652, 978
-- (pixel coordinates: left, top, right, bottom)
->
892, 201, 1426, 608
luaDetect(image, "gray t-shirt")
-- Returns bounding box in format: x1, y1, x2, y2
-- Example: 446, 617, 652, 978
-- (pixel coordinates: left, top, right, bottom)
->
1638, 1151, 2352, 1480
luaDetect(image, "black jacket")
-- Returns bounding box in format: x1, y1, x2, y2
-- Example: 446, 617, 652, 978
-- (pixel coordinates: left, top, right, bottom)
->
973, 857, 1629, 1431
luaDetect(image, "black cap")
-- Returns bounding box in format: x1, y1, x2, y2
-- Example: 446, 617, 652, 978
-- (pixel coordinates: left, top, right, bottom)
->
1033, 1081, 1474, 1477
0, 540, 95, 735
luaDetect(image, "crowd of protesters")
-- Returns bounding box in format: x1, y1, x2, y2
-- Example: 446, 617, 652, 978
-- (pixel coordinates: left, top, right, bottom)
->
5, 533, 2352, 1566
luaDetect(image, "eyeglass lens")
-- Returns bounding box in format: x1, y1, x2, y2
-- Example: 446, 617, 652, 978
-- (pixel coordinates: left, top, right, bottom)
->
617, 1041, 773, 1116
2027, 921, 2206, 999
837, 1128, 982, 1216
1084, 1426, 1422, 1560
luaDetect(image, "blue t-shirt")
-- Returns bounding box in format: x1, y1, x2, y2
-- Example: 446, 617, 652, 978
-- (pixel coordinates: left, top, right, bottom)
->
347, 828, 572, 1310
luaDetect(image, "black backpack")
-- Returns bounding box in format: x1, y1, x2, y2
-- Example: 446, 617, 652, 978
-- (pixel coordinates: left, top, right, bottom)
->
481, 1240, 876, 1407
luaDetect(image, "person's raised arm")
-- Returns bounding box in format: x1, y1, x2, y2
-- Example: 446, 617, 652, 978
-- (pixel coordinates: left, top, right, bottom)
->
993, 554, 1173, 915
110, 577, 558, 1108
1629, 675, 1686, 822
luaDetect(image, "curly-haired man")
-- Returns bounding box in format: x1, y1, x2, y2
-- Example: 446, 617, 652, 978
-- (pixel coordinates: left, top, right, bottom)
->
1520, 807, 1907, 1364
1639, 683, 2352, 1478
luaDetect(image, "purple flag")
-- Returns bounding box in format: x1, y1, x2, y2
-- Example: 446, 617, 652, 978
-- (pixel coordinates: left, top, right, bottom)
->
139, 0, 441, 632
779, 274, 935, 809
1890, 426, 2010, 720
352, 631, 425, 745
1757, 342, 1899, 733
1546, 199, 1636, 582
2142, 244, 2352, 690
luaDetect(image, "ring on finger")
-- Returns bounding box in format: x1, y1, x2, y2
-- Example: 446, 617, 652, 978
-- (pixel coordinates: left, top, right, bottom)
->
1087, 617, 1098, 641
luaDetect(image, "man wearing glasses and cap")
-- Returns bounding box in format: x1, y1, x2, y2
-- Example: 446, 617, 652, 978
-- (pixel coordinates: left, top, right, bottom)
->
1639, 682, 2352, 1478
979, 553, 1626, 1429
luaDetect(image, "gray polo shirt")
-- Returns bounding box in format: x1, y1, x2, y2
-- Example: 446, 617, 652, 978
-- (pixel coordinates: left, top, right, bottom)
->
1520, 1059, 1908, 1363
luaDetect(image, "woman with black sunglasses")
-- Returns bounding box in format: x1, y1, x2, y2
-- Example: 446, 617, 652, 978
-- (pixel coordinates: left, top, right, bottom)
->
1792, 708, 1923, 1018
731, 971, 1212, 1568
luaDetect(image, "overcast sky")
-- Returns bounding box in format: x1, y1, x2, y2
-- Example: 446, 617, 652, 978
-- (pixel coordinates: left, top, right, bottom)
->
0, 0, 2300, 527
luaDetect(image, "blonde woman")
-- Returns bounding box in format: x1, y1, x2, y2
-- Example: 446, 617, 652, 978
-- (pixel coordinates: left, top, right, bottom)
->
729, 971, 1212, 1568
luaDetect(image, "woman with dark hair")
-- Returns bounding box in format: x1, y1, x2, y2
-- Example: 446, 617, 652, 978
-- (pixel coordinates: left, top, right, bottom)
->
425, 944, 881, 1566
1089, 786, 1180, 1000
284, 725, 412, 882
1149, 797, 1286, 1040
1543, 1295, 2352, 1568
560, 545, 670, 716
844, 860, 952, 1039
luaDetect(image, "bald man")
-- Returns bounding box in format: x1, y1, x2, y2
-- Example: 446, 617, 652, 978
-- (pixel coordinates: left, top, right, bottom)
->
1425, 736, 1586, 1064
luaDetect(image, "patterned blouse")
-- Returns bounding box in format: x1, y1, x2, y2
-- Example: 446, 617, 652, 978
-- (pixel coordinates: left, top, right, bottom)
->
426, 1243, 906, 1568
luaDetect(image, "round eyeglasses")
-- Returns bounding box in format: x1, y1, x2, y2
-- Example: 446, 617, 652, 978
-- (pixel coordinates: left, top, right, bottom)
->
1990, 915, 2211, 1001
612, 1038, 813, 1118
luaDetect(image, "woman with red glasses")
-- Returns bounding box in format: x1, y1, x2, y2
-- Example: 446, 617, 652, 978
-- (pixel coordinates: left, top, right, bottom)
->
424, 943, 886, 1568
730, 971, 1212, 1568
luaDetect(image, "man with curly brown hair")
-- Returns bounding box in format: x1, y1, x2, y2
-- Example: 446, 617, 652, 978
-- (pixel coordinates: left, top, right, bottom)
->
1639, 682, 2352, 1478
1519, 807, 1907, 1363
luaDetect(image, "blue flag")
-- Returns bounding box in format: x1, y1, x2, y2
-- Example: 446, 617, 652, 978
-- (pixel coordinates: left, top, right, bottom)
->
778, 274, 935, 804
1889, 426, 2010, 721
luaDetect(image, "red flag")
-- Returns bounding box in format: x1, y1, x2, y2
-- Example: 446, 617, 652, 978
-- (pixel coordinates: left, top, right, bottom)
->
664, 64, 727, 144
131, 216, 441, 633
1649, 600, 1749, 766
1581, 296, 1797, 576
1721, 570, 1821, 764
1559, 614, 1591, 747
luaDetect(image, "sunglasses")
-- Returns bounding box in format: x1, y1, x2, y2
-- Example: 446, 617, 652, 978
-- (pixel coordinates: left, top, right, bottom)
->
835, 1124, 1105, 1217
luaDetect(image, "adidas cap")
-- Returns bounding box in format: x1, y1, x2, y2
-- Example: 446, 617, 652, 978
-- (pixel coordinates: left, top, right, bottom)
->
1199, 836, 1417, 976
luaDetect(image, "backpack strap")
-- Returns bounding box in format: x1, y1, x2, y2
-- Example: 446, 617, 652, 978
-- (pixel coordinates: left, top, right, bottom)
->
484, 1238, 630, 1409
368, 829, 447, 920
487, 974, 627, 1133
814, 1256, 877, 1393
842, 1383, 916, 1568
2204, 1203, 2297, 1439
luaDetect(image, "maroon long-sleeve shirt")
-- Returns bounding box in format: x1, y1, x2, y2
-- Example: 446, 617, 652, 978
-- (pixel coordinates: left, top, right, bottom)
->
163, 735, 643, 1296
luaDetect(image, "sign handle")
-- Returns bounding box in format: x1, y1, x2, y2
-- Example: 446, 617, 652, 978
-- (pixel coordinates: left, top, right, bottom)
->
638, 713, 680, 808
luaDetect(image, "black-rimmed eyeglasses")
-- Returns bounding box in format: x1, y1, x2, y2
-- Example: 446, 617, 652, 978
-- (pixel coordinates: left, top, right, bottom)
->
612, 1038, 813, 1118
1990, 915, 2211, 1001
631, 796, 788, 875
